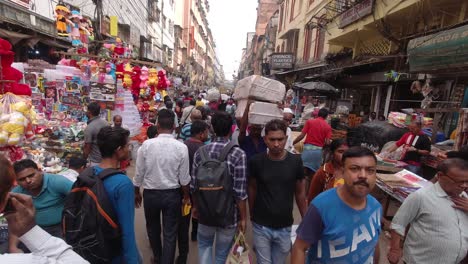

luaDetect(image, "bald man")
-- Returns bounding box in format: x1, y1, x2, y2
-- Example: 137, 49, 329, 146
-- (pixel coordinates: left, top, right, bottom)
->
179, 109, 203, 141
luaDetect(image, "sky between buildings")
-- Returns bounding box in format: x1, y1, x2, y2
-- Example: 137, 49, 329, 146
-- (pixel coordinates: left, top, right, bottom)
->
208, 0, 258, 81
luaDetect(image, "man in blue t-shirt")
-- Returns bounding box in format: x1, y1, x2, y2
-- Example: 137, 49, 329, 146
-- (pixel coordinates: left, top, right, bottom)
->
95, 126, 142, 263
10, 159, 73, 253
292, 147, 382, 264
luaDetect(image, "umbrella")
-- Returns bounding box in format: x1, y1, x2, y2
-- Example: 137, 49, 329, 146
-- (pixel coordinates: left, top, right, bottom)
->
294, 81, 340, 93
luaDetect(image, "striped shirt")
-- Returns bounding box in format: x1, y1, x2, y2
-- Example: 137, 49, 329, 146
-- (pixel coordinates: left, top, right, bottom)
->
192, 138, 248, 228
391, 182, 468, 264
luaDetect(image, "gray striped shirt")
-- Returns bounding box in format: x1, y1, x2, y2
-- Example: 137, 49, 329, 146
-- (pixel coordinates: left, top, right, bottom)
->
391, 182, 468, 264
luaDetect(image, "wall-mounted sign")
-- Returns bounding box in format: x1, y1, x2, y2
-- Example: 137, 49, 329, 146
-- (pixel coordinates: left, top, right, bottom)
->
270, 53, 294, 70
338, 0, 374, 29
408, 24, 468, 72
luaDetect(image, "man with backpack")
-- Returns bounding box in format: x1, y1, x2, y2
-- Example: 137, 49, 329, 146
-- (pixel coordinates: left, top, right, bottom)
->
134, 109, 191, 264
62, 127, 141, 263
248, 119, 307, 264
192, 111, 248, 264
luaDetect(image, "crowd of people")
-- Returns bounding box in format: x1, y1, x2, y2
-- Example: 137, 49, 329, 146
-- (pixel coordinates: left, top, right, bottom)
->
0, 91, 467, 264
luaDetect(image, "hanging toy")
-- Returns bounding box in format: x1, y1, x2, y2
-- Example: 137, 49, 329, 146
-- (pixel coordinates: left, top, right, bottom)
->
157, 70, 168, 91
140, 67, 149, 89
98, 60, 106, 83
123, 63, 133, 88
106, 62, 116, 80
55, 3, 72, 38
70, 10, 83, 46
116, 62, 124, 81
131, 66, 141, 103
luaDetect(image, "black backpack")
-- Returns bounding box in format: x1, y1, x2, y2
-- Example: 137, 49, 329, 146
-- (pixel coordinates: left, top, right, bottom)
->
62, 167, 122, 264
194, 142, 237, 227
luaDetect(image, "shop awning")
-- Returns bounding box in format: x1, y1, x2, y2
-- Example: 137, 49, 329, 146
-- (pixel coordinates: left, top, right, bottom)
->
0, 28, 31, 45
408, 23, 468, 72
293, 81, 340, 93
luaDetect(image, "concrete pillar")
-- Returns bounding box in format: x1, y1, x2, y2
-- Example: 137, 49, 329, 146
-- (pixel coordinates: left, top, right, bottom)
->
384, 85, 393, 118
374, 86, 382, 115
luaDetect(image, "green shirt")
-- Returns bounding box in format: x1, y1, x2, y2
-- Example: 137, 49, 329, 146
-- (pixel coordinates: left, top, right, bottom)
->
12, 174, 73, 227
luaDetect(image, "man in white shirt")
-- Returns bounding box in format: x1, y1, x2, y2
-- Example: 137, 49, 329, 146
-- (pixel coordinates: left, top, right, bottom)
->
134, 109, 191, 264
1, 192, 88, 263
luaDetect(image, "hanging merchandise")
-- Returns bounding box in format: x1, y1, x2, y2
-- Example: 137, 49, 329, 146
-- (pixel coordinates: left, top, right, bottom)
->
157, 70, 168, 98
70, 10, 84, 47
0, 38, 32, 96
0, 93, 36, 147
123, 63, 133, 88
139, 66, 149, 99
112, 82, 142, 136
131, 66, 141, 102
55, 2, 72, 38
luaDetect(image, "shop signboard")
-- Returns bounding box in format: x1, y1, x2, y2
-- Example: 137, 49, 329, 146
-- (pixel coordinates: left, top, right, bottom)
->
338, 0, 374, 29
270, 53, 294, 70
408, 24, 468, 72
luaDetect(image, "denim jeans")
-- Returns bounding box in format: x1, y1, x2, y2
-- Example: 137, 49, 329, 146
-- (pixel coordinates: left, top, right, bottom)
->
197, 224, 236, 264
252, 222, 292, 264
143, 189, 181, 264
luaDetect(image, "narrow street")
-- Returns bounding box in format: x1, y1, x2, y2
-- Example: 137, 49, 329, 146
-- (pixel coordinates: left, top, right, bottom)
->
128, 163, 399, 264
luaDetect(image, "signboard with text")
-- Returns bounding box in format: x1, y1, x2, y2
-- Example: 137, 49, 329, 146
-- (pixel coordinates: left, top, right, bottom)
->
408, 24, 468, 72
270, 53, 295, 70
338, 0, 374, 29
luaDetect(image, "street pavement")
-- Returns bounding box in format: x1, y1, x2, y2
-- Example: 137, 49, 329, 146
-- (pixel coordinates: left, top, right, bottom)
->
128, 163, 400, 264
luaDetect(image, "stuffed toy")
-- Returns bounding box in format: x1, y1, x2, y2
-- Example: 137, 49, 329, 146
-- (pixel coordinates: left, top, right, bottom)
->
140, 66, 148, 89
131, 66, 141, 102
106, 62, 116, 80
97, 59, 107, 83
0, 38, 31, 96
55, 3, 72, 37
157, 70, 168, 91
123, 63, 133, 88
147, 68, 158, 98
114, 40, 125, 57
70, 10, 83, 46
115, 62, 124, 81
157, 70, 169, 98
79, 16, 91, 46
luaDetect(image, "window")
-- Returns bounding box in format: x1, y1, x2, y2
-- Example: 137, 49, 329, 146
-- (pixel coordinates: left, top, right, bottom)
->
303, 26, 312, 63
278, 3, 284, 32
169, 20, 174, 35
290, 0, 295, 21
314, 24, 325, 60
162, 16, 166, 29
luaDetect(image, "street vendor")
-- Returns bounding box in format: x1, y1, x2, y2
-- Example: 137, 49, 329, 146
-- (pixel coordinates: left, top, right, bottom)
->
385, 121, 431, 176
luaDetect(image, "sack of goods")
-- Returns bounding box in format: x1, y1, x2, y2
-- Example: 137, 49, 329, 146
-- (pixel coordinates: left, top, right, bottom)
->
207, 88, 221, 102
248, 101, 283, 125
234, 75, 286, 124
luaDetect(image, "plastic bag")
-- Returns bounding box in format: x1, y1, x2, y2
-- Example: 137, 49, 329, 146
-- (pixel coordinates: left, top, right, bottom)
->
225, 232, 252, 264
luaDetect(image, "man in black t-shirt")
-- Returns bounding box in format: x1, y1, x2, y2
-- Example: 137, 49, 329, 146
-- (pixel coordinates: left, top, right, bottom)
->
248, 119, 307, 264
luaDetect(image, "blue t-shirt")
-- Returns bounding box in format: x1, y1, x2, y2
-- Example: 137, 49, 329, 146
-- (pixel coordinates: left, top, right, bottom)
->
12, 174, 73, 226
296, 188, 382, 264
94, 166, 141, 264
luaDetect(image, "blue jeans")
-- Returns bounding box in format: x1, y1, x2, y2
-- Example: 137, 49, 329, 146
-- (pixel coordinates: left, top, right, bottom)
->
198, 224, 236, 264
252, 222, 292, 264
